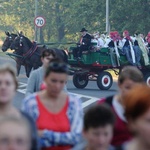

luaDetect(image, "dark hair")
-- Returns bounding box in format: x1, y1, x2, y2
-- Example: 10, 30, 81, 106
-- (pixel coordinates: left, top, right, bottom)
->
84, 105, 115, 131
45, 58, 69, 77
41, 49, 56, 58
118, 66, 144, 84
124, 84, 150, 121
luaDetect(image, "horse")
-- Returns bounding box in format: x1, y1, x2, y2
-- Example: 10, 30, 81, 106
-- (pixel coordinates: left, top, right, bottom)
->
1, 32, 29, 76
10, 33, 68, 77
2, 32, 17, 52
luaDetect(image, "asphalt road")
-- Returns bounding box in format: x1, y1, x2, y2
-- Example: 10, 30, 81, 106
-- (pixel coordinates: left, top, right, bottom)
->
0, 55, 118, 110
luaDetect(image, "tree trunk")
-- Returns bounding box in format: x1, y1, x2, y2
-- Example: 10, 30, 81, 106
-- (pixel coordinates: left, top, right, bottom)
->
55, 2, 65, 42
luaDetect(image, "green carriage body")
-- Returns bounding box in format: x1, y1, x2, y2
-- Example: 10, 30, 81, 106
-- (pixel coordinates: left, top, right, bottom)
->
68, 47, 128, 66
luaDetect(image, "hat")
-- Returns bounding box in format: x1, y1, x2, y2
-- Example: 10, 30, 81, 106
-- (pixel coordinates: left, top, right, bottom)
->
80, 28, 88, 32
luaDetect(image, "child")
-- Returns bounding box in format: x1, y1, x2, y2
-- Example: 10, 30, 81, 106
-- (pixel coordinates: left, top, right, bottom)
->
72, 104, 115, 150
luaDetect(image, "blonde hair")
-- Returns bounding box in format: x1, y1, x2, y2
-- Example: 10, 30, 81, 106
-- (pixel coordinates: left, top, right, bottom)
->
0, 64, 18, 89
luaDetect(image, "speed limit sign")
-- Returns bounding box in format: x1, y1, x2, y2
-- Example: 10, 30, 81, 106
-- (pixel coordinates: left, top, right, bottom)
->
34, 16, 46, 28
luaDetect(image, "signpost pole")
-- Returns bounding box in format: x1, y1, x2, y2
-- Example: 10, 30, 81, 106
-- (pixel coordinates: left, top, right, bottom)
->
106, 0, 109, 34
34, 0, 38, 41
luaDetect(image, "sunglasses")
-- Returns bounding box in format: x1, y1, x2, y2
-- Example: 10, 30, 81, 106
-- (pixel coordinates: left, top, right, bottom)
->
48, 62, 69, 72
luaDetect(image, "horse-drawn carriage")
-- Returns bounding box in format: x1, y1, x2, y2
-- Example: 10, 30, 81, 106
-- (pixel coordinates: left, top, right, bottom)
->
68, 46, 150, 90
2, 32, 150, 91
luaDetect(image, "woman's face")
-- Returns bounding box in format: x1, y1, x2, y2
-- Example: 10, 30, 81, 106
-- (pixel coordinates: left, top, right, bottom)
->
0, 122, 31, 150
41, 54, 54, 68
0, 72, 16, 103
130, 108, 150, 147
119, 79, 140, 99
44, 72, 67, 97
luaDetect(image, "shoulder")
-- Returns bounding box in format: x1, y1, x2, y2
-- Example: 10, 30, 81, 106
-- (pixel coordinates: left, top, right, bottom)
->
71, 140, 87, 150
31, 67, 43, 75
86, 33, 92, 38
68, 93, 83, 112
23, 93, 38, 108
98, 95, 114, 106
68, 93, 82, 104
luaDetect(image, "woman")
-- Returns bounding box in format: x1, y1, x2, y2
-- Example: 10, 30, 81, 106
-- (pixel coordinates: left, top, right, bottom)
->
122, 30, 137, 66
0, 116, 32, 150
0, 64, 39, 150
136, 33, 149, 66
26, 49, 57, 96
117, 84, 150, 150
98, 66, 144, 146
22, 58, 83, 150
104, 31, 121, 67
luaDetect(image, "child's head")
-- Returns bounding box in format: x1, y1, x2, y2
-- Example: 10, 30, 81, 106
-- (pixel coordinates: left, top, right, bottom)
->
83, 105, 115, 150
118, 66, 144, 99
41, 49, 56, 68
124, 84, 150, 147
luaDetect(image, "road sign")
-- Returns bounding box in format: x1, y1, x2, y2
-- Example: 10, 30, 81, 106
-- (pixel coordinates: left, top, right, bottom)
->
34, 16, 46, 28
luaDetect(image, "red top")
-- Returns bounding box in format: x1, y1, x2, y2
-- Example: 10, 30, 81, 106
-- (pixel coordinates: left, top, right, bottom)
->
36, 95, 71, 150
98, 98, 132, 146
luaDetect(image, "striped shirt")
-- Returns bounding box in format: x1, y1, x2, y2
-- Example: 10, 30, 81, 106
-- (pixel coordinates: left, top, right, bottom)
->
22, 93, 83, 147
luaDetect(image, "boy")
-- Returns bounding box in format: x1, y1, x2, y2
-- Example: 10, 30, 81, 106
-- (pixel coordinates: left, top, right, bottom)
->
72, 104, 115, 150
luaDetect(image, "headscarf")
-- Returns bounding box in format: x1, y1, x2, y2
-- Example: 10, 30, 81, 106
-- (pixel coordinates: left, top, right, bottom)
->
110, 31, 121, 41
123, 30, 131, 41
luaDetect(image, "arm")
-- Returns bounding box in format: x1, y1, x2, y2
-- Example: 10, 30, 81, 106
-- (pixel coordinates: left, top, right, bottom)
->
40, 97, 83, 147
21, 94, 39, 122
25, 71, 37, 97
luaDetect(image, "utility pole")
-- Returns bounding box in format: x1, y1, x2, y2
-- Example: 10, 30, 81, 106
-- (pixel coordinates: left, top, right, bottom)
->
106, 0, 109, 34
34, 0, 38, 41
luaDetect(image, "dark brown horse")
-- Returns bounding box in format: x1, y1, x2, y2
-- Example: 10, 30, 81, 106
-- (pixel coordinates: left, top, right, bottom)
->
10, 33, 68, 77
1, 32, 29, 76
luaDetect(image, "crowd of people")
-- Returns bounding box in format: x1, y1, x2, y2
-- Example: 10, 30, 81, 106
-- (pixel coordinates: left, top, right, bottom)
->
73, 28, 150, 68
1, 32, 150, 150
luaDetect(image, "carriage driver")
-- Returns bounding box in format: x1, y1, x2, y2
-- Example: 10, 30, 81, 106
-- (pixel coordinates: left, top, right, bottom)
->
73, 28, 92, 59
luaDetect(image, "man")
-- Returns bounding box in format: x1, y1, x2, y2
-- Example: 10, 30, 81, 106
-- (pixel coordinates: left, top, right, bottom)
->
73, 28, 92, 59
25, 49, 56, 96
72, 104, 115, 150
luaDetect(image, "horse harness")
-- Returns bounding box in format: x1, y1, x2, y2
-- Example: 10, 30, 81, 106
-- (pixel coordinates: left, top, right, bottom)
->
16, 42, 38, 65
23, 42, 38, 59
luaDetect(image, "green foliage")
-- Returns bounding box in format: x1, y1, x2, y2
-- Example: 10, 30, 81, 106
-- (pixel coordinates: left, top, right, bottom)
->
0, 0, 149, 43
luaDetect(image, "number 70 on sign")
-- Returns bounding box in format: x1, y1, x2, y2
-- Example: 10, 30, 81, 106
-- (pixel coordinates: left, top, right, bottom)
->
34, 16, 46, 28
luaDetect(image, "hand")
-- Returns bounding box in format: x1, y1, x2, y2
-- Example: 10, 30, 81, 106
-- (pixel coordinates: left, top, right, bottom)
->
38, 130, 44, 137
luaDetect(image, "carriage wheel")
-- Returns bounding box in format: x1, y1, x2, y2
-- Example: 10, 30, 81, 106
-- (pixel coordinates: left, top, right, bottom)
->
144, 73, 150, 86
97, 71, 113, 90
73, 73, 88, 89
